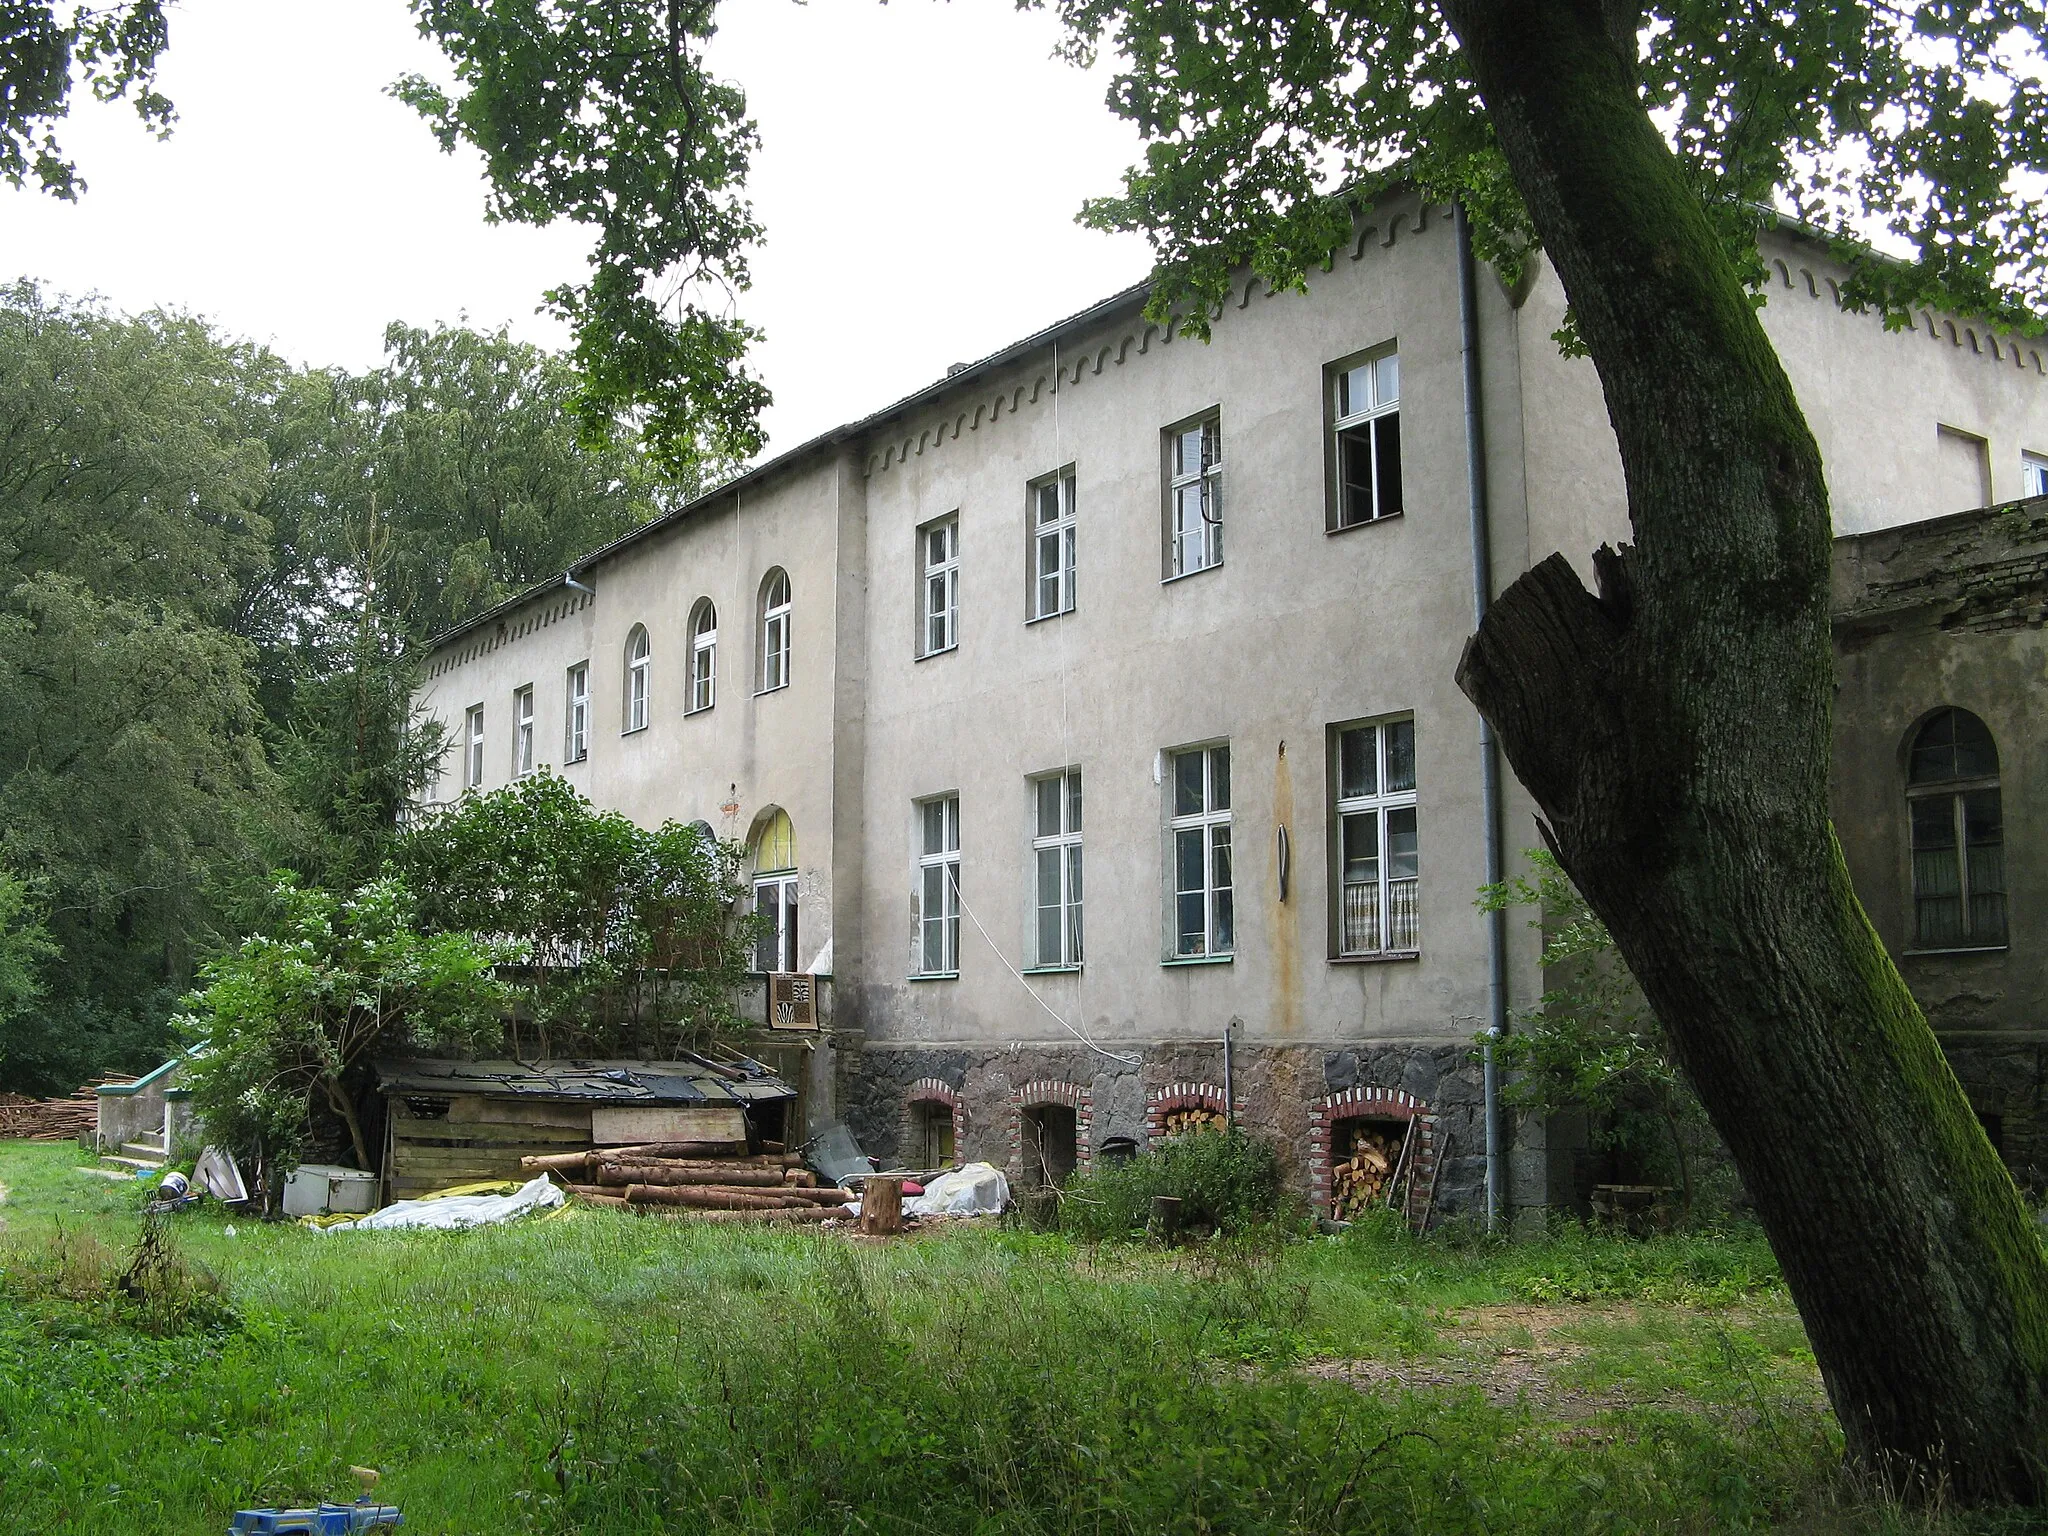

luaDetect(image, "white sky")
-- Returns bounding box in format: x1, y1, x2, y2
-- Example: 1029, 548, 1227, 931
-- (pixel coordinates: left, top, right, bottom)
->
0, 0, 1156, 453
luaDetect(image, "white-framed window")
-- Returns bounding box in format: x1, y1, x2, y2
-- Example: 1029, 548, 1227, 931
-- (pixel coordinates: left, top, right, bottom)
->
754, 873, 799, 974
1030, 470, 1076, 619
1167, 414, 1223, 578
751, 808, 800, 974
1032, 769, 1083, 968
688, 598, 717, 713
1908, 708, 2007, 950
1169, 744, 1232, 957
921, 517, 959, 657
624, 625, 651, 733
2024, 452, 2048, 499
464, 704, 485, 789
916, 795, 961, 975
1333, 717, 1420, 956
759, 568, 791, 693
564, 663, 589, 763
513, 685, 535, 776
1332, 350, 1402, 529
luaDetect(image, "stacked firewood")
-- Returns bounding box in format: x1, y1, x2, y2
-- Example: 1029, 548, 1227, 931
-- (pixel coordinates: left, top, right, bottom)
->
520, 1140, 856, 1224
0, 1076, 126, 1141
1329, 1124, 1405, 1220
1161, 1105, 1227, 1138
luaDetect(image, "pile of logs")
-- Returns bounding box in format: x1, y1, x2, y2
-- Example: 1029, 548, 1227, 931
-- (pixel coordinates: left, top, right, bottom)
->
0, 1076, 126, 1141
1330, 1124, 1406, 1220
1160, 1105, 1227, 1138
520, 1140, 855, 1224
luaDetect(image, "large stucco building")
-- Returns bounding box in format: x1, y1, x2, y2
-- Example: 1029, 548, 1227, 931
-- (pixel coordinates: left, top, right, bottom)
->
415, 191, 2048, 1219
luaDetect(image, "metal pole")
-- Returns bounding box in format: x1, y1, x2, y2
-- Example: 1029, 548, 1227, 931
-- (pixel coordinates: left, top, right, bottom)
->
1456, 200, 1509, 1236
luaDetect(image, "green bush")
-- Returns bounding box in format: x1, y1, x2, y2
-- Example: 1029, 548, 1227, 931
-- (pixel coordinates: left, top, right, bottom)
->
1060, 1127, 1287, 1238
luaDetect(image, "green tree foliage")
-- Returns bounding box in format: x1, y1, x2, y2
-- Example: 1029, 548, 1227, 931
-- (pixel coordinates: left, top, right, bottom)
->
0, 866, 59, 1081
4, 2, 771, 475
0, 283, 689, 1092
177, 874, 515, 1175
392, 772, 759, 1057
1480, 852, 1707, 1214
1042, 0, 2047, 338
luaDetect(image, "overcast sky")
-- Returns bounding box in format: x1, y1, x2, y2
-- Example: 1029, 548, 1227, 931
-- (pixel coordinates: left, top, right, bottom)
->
0, 0, 1155, 453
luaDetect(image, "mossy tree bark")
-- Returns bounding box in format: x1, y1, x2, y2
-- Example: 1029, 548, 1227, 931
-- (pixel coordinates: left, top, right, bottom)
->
1444, 0, 2048, 1501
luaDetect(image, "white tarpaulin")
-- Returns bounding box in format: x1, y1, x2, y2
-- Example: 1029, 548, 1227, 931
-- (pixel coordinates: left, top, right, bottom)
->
903, 1162, 1009, 1218
314, 1174, 565, 1232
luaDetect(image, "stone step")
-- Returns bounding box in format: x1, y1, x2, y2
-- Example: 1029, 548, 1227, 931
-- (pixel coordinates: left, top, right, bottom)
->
120, 1140, 168, 1164
102, 1154, 163, 1172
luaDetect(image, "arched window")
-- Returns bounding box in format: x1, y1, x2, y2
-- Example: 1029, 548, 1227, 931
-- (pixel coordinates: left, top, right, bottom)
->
758, 569, 791, 693
688, 598, 717, 713
623, 626, 651, 732
1908, 708, 2006, 948
750, 807, 798, 973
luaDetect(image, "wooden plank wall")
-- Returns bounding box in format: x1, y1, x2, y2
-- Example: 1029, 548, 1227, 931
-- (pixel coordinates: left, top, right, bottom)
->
386, 1094, 594, 1201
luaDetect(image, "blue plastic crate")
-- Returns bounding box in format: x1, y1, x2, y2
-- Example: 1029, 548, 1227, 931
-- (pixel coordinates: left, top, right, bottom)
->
228, 1501, 403, 1535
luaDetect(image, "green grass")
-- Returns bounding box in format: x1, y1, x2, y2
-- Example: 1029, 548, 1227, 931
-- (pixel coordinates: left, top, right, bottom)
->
0, 1141, 2037, 1535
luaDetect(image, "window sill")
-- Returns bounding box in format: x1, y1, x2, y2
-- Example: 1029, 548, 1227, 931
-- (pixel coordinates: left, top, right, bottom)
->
621, 725, 648, 737
754, 683, 789, 698
684, 704, 714, 718
915, 644, 957, 663
1161, 561, 1223, 587
1903, 945, 2010, 958
1330, 950, 1421, 965
564, 754, 589, 766
1326, 510, 1405, 537
908, 971, 959, 982
1021, 964, 1082, 975
1026, 606, 1076, 627
1162, 954, 1233, 968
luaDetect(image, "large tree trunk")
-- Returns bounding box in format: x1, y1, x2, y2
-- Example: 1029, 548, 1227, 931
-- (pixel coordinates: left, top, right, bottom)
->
1442, 0, 2048, 1501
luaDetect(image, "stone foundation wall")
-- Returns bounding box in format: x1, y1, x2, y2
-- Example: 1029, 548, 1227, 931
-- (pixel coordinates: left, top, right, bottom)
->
840, 1038, 1492, 1219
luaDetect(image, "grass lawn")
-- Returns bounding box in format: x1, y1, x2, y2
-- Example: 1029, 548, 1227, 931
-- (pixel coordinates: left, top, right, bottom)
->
0, 1139, 2031, 1535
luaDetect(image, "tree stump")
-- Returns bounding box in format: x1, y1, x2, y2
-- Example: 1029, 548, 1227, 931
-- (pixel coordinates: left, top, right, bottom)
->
1149, 1194, 1183, 1243
860, 1176, 904, 1236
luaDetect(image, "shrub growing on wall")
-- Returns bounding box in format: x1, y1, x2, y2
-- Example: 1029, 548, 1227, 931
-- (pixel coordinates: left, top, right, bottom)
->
392, 771, 760, 1056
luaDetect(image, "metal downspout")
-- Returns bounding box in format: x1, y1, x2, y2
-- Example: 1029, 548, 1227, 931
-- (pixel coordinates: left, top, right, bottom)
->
1456, 201, 1508, 1235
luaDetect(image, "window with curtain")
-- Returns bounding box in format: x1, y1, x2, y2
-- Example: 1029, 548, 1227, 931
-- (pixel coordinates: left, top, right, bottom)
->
1169, 744, 1232, 956
1332, 718, 1420, 955
1030, 470, 1076, 619
759, 569, 791, 692
624, 626, 651, 732
916, 795, 961, 975
564, 663, 589, 762
1032, 769, 1083, 967
1908, 708, 2007, 949
688, 599, 717, 713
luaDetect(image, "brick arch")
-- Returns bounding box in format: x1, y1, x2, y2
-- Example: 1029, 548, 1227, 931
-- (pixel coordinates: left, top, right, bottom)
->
1010, 1080, 1094, 1173
1145, 1081, 1231, 1143
905, 1078, 966, 1165
1309, 1088, 1439, 1217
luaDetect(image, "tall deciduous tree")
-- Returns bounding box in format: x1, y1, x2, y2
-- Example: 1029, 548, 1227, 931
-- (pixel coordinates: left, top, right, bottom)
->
1043, 0, 2048, 1502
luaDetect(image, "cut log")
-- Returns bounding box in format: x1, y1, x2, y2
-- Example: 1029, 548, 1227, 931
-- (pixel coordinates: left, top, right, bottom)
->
520, 1150, 598, 1174
596, 1163, 787, 1188
624, 1184, 807, 1210
604, 1140, 751, 1160
860, 1176, 904, 1236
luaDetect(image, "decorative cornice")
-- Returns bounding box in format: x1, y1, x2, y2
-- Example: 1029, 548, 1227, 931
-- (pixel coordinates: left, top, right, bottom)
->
425, 590, 595, 680
864, 202, 1451, 481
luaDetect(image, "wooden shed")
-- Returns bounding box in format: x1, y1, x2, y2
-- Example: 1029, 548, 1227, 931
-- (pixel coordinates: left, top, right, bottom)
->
376, 1055, 799, 1202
